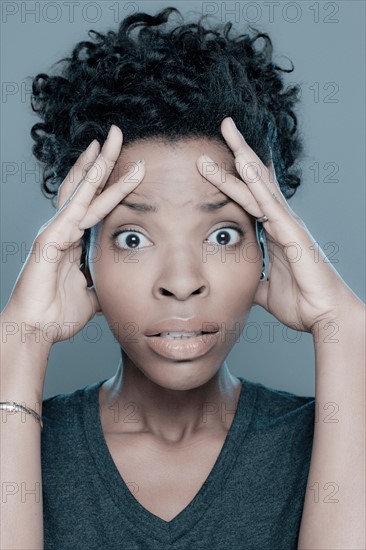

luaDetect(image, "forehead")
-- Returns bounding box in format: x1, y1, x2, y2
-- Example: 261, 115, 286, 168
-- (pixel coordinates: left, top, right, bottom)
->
106, 138, 236, 203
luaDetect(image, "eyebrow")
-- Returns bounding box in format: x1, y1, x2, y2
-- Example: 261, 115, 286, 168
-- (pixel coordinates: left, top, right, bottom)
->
118, 197, 234, 213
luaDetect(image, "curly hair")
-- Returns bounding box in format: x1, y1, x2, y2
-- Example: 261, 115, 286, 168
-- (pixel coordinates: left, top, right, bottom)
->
29, 6, 305, 252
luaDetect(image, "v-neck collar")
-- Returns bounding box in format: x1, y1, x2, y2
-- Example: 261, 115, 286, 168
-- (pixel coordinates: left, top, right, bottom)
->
81, 376, 257, 544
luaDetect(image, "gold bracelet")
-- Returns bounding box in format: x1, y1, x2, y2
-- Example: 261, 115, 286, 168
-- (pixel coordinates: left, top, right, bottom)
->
0, 401, 43, 430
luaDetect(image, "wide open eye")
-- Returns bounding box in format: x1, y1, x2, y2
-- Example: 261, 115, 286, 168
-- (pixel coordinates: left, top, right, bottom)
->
205, 225, 245, 247
110, 224, 246, 251
111, 228, 152, 250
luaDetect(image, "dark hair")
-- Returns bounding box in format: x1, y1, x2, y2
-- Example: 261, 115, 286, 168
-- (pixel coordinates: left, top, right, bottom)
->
30, 6, 305, 252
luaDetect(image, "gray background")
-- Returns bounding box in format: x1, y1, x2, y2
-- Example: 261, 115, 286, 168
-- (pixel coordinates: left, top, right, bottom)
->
1, 1, 365, 399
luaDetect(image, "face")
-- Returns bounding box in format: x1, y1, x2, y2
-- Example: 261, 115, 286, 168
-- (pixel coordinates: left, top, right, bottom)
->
88, 138, 263, 390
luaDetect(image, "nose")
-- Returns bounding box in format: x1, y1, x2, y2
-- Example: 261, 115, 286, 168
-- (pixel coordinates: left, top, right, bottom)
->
152, 245, 209, 300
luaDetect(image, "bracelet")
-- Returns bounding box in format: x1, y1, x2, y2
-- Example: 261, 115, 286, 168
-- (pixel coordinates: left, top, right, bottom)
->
0, 401, 43, 430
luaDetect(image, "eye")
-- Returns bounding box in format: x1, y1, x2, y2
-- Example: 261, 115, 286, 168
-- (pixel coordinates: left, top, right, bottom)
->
110, 224, 246, 251
110, 227, 152, 250
205, 225, 245, 247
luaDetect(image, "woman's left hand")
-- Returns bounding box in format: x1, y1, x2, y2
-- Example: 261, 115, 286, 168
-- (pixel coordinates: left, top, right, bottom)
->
196, 117, 361, 335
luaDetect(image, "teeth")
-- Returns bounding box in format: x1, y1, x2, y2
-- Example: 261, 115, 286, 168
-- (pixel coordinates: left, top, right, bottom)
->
159, 331, 202, 339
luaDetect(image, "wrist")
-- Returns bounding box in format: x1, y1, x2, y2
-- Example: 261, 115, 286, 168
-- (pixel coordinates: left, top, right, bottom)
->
311, 305, 365, 350
311, 296, 365, 342
1, 309, 53, 353
1, 313, 51, 406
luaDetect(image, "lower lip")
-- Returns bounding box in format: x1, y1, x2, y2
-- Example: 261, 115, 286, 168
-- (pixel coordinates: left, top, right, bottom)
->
145, 332, 220, 360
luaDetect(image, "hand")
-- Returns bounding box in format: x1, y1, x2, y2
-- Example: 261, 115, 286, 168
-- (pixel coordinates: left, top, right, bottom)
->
2, 125, 145, 345
196, 117, 360, 334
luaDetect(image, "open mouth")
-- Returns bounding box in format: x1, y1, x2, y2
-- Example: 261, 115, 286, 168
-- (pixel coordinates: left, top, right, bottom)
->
145, 327, 221, 359
145, 318, 221, 340
149, 331, 214, 339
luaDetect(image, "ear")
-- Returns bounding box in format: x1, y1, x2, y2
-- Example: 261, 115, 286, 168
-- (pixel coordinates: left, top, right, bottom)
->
255, 221, 266, 258
80, 246, 95, 288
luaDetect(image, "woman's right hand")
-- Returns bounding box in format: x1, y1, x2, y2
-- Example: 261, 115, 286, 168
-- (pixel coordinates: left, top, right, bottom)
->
2, 125, 145, 346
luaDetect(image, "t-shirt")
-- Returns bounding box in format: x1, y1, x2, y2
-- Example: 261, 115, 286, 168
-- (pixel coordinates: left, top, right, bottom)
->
41, 376, 315, 549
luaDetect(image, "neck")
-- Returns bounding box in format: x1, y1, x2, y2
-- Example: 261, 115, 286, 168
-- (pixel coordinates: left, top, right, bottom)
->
98, 353, 243, 445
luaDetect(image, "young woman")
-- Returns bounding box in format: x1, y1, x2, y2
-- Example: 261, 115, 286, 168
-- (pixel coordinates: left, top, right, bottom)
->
1, 7, 364, 549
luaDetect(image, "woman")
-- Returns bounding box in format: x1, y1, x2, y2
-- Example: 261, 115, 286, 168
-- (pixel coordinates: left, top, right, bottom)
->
1, 6, 364, 549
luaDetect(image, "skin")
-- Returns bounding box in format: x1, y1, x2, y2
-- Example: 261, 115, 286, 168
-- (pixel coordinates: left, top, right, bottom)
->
87, 137, 264, 446
1, 111, 362, 542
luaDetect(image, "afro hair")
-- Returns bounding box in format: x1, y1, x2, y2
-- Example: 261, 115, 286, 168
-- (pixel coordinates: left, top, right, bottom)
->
29, 6, 305, 253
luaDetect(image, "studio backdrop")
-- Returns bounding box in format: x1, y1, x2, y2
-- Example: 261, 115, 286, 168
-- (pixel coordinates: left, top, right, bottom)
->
1, 0, 365, 398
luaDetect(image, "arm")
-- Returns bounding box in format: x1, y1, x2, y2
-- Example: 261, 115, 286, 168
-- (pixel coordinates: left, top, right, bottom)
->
298, 300, 366, 549
0, 311, 51, 550
195, 116, 366, 549
0, 127, 134, 549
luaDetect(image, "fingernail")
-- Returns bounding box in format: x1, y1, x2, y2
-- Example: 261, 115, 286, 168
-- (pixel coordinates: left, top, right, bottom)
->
230, 118, 246, 141
107, 124, 122, 139
107, 125, 115, 139
86, 139, 99, 154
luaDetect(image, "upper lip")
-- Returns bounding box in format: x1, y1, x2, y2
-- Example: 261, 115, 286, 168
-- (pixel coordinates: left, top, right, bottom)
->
145, 317, 220, 337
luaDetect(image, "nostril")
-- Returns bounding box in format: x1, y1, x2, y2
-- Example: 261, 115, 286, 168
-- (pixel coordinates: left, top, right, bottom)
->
193, 286, 205, 295
158, 285, 206, 297
160, 288, 174, 296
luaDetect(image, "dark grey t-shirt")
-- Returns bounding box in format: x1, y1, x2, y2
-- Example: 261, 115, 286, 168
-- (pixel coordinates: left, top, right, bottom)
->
41, 376, 315, 549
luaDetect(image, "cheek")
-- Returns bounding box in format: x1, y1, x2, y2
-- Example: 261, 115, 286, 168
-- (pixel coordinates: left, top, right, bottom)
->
91, 254, 142, 304
90, 230, 262, 307
213, 256, 261, 307
89, 239, 148, 319
92, 271, 146, 343
208, 234, 262, 277
209, 238, 262, 306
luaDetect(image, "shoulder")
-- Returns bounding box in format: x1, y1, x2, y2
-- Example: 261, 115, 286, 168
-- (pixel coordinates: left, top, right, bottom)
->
41, 379, 106, 429
244, 378, 315, 431
42, 386, 83, 425
253, 380, 314, 409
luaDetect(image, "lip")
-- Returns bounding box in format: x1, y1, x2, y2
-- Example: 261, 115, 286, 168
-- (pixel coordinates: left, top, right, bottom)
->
145, 331, 220, 360
145, 317, 220, 337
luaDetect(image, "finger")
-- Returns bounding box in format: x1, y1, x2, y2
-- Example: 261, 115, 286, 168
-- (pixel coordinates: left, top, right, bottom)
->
57, 139, 100, 210
267, 158, 300, 220
266, 140, 281, 192
220, 117, 292, 224
59, 125, 125, 221
196, 156, 263, 218
264, 144, 301, 220
229, 119, 289, 208
78, 160, 146, 230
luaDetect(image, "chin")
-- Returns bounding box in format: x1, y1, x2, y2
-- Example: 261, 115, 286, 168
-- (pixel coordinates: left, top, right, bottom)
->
139, 363, 219, 392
